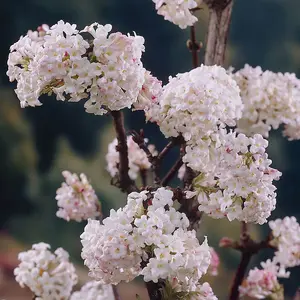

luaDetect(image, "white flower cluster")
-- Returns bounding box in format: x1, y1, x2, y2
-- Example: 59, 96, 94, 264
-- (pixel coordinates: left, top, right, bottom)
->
147, 65, 243, 143
269, 216, 300, 269
70, 281, 114, 300
106, 135, 157, 180
152, 0, 202, 29
14, 243, 78, 300
81, 188, 215, 297
231, 64, 300, 140
240, 260, 283, 300
56, 170, 100, 222
185, 131, 281, 224
7, 20, 145, 115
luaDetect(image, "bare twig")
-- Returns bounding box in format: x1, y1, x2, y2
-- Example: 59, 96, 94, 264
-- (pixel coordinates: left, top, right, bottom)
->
140, 169, 147, 187
131, 130, 160, 184
111, 111, 136, 193
228, 223, 276, 300
161, 157, 184, 187
132, 132, 184, 185
229, 251, 252, 300
229, 222, 250, 300
187, 25, 201, 68
157, 140, 176, 161
112, 285, 121, 300
204, 0, 234, 65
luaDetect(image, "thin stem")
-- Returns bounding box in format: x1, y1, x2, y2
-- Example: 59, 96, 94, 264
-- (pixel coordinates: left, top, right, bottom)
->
140, 169, 147, 187
112, 285, 121, 300
161, 157, 183, 187
189, 26, 199, 68
157, 140, 175, 161
229, 222, 251, 300
131, 130, 160, 184
229, 252, 252, 300
241, 221, 248, 238
132, 133, 184, 186
111, 111, 136, 193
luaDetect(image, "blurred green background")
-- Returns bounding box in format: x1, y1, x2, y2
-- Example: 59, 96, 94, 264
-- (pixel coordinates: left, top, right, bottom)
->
0, 0, 300, 299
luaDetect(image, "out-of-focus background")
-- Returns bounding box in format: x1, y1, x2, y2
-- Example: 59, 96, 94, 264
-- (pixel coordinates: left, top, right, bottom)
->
0, 0, 300, 299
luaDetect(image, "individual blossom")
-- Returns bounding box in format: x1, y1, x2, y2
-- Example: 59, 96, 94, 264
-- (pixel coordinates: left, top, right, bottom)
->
56, 171, 100, 222
81, 188, 214, 293
185, 131, 281, 224
7, 21, 146, 115
106, 135, 157, 180
240, 260, 283, 300
70, 281, 114, 300
14, 243, 77, 300
269, 216, 300, 269
152, 0, 203, 29
178, 164, 186, 181
148, 65, 243, 142
231, 64, 300, 140
191, 282, 218, 300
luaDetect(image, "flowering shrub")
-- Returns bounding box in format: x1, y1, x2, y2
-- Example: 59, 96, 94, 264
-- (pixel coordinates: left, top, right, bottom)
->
8, 1, 300, 299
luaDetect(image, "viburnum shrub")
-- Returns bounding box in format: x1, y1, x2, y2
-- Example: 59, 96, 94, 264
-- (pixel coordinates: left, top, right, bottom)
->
7, 0, 300, 299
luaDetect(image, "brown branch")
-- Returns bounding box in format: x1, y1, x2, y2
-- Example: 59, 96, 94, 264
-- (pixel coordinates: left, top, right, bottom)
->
188, 25, 200, 68
161, 157, 183, 187
229, 222, 250, 300
131, 130, 160, 184
228, 223, 276, 300
229, 251, 252, 300
132, 132, 184, 185
112, 285, 121, 300
157, 140, 176, 161
204, 0, 234, 66
111, 111, 136, 193
140, 169, 147, 187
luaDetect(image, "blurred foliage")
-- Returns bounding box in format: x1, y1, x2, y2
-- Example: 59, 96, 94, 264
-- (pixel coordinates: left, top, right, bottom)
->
0, 0, 300, 298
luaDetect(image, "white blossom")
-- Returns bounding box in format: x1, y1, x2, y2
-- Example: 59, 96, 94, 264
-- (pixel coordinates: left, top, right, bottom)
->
231, 64, 300, 140
56, 171, 100, 222
148, 65, 243, 142
185, 131, 281, 224
70, 281, 114, 300
240, 260, 283, 300
14, 243, 77, 300
152, 0, 203, 29
169, 280, 217, 300
178, 164, 186, 181
106, 136, 157, 180
191, 282, 218, 300
81, 188, 214, 293
7, 21, 146, 114
269, 216, 300, 269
